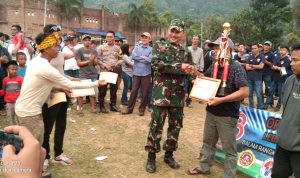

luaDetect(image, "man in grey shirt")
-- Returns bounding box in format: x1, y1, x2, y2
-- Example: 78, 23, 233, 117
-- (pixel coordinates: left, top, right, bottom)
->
271, 43, 300, 178
185, 35, 204, 106
188, 35, 204, 72
76, 34, 99, 115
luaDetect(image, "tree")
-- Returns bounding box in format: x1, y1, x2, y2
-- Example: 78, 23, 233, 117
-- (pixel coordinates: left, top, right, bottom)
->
157, 11, 173, 35
249, 0, 292, 44
293, 0, 300, 26
126, 3, 149, 43
53, 0, 84, 29
140, 0, 159, 29
201, 16, 228, 41
230, 9, 261, 44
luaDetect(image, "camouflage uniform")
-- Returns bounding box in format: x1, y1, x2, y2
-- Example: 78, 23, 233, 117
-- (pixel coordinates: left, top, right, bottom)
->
145, 39, 194, 153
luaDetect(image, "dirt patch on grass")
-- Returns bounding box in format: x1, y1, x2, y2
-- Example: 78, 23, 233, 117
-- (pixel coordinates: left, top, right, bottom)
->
0, 96, 251, 178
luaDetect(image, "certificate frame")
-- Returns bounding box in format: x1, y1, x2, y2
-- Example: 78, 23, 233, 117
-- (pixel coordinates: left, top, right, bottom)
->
99, 72, 118, 84
190, 77, 221, 102
71, 79, 96, 97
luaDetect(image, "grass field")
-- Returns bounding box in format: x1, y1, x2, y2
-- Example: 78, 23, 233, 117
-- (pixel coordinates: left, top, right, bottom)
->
0, 93, 253, 178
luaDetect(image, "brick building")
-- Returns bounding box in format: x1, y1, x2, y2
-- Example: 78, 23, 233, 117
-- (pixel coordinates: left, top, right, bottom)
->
0, 0, 167, 45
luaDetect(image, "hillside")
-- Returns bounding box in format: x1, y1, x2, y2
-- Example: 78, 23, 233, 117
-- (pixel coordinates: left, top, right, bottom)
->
84, 0, 250, 19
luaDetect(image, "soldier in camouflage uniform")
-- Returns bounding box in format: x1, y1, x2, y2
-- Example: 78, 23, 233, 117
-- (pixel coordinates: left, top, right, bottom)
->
145, 19, 196, 173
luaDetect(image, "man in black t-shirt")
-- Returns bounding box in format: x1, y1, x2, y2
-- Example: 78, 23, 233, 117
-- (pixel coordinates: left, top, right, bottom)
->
262, 41, 275, 97
246, 44, 266, 109
187, 46, 249, 178
264, 44, 291, 111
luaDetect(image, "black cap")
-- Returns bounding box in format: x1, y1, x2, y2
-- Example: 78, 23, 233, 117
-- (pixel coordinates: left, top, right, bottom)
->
279, 44, 289, 51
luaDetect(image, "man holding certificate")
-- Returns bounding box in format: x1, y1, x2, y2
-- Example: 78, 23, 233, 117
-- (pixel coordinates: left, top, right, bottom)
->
97, 31, 122, 113
187, 24, 249, 178
15, 32, 106, 146
145, 19, 196, 173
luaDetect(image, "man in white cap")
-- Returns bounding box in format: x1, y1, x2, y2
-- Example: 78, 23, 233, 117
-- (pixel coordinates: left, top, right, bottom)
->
122, 32, 152, 116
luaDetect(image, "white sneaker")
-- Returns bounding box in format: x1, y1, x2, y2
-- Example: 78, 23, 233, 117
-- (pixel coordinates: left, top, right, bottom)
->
43, 159, 49, 171
53, 153, 74, 165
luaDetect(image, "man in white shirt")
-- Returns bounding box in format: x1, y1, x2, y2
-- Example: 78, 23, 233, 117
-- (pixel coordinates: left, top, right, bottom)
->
15, 32, 106, 144
62, 33, 80, 78
7, 25, 34, 63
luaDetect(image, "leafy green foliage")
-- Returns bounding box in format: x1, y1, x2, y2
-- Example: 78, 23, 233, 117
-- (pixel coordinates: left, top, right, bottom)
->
53, 0, 84, 29
82, 0, 298, 45
85, 0, 249, 19
229, 9, 261, 44
248, 0, 292, 44
293, 0, 300, 26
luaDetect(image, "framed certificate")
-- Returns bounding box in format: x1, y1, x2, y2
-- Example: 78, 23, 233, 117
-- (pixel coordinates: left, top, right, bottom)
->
71, 79, 96, 97
99, 72, 118, 84
190, 77, 221, 102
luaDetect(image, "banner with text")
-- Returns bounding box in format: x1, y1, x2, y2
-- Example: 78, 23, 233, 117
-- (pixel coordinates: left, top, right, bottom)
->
215, 106, 281, 178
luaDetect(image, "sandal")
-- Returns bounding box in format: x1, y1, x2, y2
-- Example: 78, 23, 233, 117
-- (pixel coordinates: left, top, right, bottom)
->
77, 112, 84, 117
186, 167, 210, 175
90, 109, 97, 113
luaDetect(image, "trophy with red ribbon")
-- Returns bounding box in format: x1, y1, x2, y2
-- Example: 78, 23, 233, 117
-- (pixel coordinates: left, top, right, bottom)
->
212, 22, 232, 96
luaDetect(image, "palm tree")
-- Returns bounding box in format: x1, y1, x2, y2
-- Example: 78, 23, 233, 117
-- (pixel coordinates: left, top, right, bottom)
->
126, 3, 149, 44
53, 0, 84, 29
158, 11, 173, 36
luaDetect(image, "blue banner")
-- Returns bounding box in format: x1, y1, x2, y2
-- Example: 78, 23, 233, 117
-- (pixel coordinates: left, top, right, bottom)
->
215, 106, 282, 178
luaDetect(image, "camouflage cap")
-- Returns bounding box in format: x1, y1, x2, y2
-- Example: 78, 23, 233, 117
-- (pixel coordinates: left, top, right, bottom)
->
169, 19, 185, 32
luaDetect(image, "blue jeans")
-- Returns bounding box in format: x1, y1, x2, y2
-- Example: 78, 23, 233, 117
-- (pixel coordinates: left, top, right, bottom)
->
121, 72, 132, 104
248, 80, 264, 109
64, 70, 79, 78
263, 75, 272, 96
265, 80, 284, 109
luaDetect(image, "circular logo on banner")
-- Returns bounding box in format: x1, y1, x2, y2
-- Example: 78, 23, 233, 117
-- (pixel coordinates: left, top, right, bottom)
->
260, 158, 273, 178
238, 150, 256, 168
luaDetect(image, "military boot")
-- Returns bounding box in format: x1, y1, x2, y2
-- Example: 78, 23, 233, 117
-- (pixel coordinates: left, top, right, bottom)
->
164, 151, 180, 169
146, 152, 156, 173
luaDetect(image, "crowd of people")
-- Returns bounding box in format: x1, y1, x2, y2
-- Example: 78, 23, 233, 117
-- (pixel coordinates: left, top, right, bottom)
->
0, 18, 299, 178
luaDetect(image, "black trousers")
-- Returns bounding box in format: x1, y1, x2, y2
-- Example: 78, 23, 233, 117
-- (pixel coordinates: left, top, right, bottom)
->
42, 102, 68, 159
271, 145, 300, 178
98, 83, 118, 106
